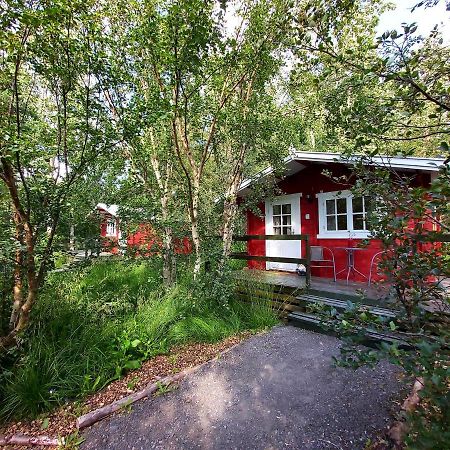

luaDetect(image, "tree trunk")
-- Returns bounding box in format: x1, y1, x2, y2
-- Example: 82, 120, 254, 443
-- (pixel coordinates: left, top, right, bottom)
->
69, 224, 75, 251
162, 226, 176, 286
220, 143, 247, 270
0, 283, 38, 352
13, 221, 38, 333
222, 196, 239, 259
9, 215, 24, 330
190, 178, 202, 278
219, 77, 253, 269
161, 195, 176, 286
0, 219, 38, 352
0, 435, 61, 447
148, 139, 176, 287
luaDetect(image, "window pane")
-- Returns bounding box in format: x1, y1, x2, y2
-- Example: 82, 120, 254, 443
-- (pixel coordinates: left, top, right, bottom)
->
282, 215, 291, 225
107, 221, 116, 235
282, 226, 292, 235
337, 215, 347, 230
353, 197, 363, 213
282, 204, 291, 214
364, 196, 373, 214
273, 216, 281, 226
353, 214, 364, 230
326, 199, 335, 214
327, 216, 336, 231
273, 205, 281, 215
274, 227, 281, 235
337, 198, 347, 214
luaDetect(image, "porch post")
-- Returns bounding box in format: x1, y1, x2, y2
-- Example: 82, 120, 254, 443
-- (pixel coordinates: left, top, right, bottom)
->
305, 235, 311, 288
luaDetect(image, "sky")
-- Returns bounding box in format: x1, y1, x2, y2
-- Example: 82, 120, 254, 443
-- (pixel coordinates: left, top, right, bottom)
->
376, 0, 450, 42
223, 1, 450, 43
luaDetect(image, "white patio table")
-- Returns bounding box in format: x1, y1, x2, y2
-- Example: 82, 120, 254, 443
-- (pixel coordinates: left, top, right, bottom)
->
335, 247, 368, 285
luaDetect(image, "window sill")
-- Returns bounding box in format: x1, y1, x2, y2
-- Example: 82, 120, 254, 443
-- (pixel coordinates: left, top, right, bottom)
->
316, 232, 371, 239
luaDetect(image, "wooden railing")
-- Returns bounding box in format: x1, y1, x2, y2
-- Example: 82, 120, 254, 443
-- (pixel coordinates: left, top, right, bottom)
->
230, 234, 311, 286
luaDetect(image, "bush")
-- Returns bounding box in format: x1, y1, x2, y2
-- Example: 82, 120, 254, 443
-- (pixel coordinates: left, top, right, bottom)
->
0, 258, 278, 422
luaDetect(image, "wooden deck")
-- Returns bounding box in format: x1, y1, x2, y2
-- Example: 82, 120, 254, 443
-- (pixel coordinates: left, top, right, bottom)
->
234, 269, 390, 303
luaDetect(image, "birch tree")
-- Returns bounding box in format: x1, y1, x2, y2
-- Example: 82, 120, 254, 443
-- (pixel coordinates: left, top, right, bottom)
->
106, 0, 294, 277
0, 0, 112, 350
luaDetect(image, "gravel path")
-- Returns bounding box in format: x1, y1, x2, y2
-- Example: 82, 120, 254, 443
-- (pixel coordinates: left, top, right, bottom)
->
82, 326, 404, 450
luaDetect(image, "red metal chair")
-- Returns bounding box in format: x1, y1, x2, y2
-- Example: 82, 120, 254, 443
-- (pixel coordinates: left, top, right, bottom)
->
310, 246, 336, 282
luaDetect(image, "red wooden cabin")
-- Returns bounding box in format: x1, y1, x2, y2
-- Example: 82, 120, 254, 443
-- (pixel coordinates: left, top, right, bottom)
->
239, 151, 444, 283
97, 204, 191, 255
97, 203, 121, 254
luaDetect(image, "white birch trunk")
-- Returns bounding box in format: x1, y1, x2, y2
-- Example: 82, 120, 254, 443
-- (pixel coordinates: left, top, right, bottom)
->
69, 224, 75, 251
190, 178, 202, 278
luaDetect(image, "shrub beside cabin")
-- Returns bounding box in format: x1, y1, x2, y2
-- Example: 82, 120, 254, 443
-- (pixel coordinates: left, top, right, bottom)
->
238, 151, 445, 282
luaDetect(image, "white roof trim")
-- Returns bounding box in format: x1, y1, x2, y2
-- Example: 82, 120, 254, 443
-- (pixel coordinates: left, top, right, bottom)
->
96, 203, 119, 217
291, 151, 445, 171
238, 151, 445, 194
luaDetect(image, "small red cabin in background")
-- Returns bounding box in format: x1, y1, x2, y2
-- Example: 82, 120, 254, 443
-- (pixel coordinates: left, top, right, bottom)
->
239, 151, 444, 283
96, 204, 192, 255
97, 203, 121, 254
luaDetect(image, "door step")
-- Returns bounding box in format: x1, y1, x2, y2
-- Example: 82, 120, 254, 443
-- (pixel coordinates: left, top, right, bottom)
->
295, 294, 397, 319
287, 291, 410, 349
287, 311, 411, 349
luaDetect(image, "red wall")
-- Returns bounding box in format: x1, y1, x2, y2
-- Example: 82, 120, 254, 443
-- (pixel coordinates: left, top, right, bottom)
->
247, 203, 266, 269
127, 224, 192, 255
245, 163, 431, 282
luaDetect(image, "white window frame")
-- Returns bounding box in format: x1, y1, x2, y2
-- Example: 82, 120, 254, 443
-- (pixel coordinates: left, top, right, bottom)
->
316, 190, 371, 239
106, 218, 117, 237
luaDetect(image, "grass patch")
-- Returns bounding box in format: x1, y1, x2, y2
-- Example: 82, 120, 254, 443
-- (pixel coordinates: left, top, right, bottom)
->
0, 258, 277, 422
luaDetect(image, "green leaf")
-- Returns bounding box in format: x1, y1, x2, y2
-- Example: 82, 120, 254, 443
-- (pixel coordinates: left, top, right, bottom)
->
438, 141, 449, 153
123, 360, 141, 370
131, 339, 141, 348
41, 418, 49, 430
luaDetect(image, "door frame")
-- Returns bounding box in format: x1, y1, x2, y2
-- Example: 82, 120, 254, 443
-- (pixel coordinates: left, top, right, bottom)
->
264, 193, 302, 271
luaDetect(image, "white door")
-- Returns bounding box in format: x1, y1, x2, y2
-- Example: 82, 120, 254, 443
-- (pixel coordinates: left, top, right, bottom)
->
265, 194, 301, 272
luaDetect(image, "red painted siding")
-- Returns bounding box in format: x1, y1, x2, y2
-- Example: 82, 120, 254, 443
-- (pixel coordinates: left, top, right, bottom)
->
127, 224, 192, 255
247, 203, 266, 269
245, 163, 432, 282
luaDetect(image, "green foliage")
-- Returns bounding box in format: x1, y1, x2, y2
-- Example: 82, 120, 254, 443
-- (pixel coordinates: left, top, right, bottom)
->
319, 160, 450, 448
291, 0, 449, 155
0, 258, 277, 421
289, 3, 450, 443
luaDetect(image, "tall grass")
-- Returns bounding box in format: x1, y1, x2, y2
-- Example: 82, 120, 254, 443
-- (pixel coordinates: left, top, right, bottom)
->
0, 258, 278, 421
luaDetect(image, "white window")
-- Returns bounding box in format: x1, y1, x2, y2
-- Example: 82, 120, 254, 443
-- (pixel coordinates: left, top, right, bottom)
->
273, 203, 292, 235
106, 219, 116, 236
317, 190, 371, 239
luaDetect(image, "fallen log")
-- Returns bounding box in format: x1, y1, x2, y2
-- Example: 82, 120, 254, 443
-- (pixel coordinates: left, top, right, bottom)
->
0, 434, 61, 447
77, 370, 187, 429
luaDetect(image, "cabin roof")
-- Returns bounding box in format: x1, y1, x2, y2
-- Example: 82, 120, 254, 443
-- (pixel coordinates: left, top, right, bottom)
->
238, 151, 446, 195
96, 203, 119, 217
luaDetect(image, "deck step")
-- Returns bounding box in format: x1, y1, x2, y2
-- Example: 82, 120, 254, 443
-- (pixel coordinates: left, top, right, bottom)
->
295, 294, 397, 319
288, 311, 411, 349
